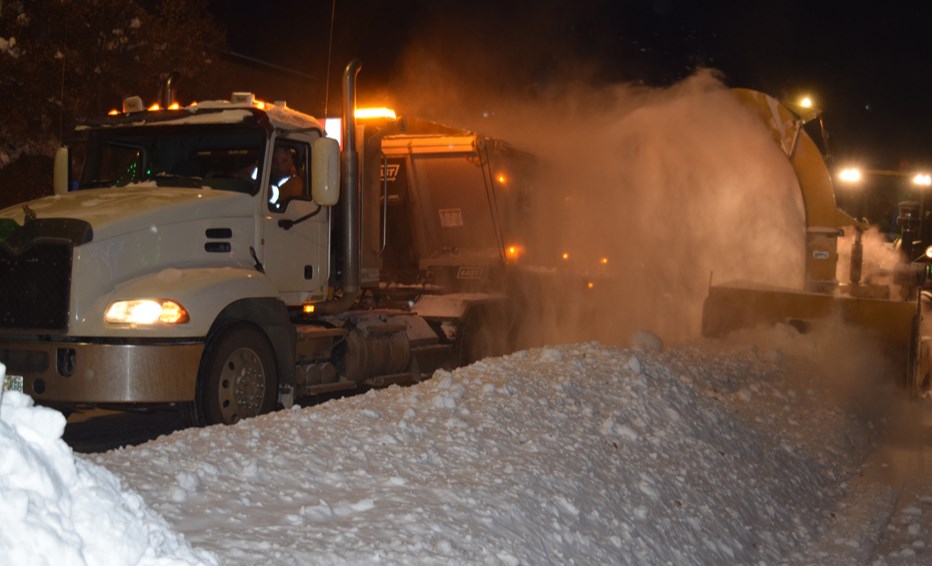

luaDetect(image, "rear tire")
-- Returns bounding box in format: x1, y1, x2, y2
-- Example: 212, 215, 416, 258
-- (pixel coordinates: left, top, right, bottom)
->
908, 313, 932, 398
186, 322, 278, 426
454, 306, 511, 366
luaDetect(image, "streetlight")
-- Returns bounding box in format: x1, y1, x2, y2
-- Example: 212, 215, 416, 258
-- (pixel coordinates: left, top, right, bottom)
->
838, 167, 862, 185
799, 96, 813, 109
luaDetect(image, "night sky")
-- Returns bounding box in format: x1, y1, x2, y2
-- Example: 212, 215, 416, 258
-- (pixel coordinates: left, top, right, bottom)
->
210, 1, 932, 172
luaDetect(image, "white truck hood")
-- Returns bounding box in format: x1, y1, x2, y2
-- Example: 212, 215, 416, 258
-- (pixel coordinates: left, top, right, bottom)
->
0, 185, 253, 242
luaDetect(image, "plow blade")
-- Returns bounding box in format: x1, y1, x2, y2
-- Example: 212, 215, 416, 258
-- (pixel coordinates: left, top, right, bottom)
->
701, 282, 918, 376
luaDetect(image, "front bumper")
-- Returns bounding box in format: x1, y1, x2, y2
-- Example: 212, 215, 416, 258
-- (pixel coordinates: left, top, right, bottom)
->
0, 339, 204, 404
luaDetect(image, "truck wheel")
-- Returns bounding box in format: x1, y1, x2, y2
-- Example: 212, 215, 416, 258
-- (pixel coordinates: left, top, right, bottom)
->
907, 314, 931, 398
190, 323, 278, 426
455, 308, 510, 366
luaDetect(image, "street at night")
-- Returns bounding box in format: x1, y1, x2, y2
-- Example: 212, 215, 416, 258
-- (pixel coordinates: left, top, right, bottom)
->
2, 2, 931, 564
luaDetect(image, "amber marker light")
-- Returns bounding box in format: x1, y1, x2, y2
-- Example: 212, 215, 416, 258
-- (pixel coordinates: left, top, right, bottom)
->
107, 109, 120, 116
167, 102, 181, 110
148, 103, 161, 111
505, 244, 523, 262
158, 300, 189, 324
303, 303, 316, 314
355, 107, 397, 120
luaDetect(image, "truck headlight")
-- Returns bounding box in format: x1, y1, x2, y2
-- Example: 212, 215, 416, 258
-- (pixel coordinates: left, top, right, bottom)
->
105, 299, 190, 324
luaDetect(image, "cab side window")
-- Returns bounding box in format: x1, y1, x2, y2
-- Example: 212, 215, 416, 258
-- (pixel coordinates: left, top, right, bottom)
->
268, 142, 309, 211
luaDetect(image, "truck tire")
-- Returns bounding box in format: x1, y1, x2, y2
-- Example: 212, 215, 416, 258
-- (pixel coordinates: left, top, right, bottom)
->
187, 322, 278, 426
455, 307, 510, 366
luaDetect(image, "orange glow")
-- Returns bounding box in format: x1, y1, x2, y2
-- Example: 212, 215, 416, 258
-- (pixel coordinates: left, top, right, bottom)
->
355, 107, 397, 120
562, 252, 570, 261
107, 109, 120, 116
587, 281, 595, 289
505, 244, 524, 262
148, 103, 161, 111
254, 100, 267, 110
497, 173, 507, 185
167, 102, 181, 110
303, 303, 315, 314
600, 257, 609, 265
158, 301, 189, 324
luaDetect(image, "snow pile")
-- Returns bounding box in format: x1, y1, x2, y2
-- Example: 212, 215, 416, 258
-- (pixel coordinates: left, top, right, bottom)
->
88, 340, 874, 565
0, 364, 218, 566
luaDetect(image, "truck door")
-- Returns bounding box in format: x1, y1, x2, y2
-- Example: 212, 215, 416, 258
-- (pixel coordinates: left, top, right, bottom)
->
261, 137, 329, 303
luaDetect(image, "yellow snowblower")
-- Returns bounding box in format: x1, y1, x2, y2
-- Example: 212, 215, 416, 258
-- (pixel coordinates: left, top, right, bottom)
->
701, 89, 931, 396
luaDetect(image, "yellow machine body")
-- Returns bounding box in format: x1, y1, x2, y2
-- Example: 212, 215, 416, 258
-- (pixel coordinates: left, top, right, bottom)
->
702, 89, 925, 391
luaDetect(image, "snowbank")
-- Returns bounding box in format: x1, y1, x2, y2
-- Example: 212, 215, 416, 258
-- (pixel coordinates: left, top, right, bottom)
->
0, 363, 218, 566
6, 332, 912, 564
89, 340, 876, 565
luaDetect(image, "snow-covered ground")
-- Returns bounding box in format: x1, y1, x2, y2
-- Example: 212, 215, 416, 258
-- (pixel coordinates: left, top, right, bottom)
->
3, 321, 930, 565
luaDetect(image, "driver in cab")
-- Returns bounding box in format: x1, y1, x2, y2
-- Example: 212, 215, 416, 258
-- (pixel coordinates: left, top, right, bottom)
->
269, 145, 303, 208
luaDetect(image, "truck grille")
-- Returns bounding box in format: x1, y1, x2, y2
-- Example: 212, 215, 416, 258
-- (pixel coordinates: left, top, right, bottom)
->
0, 242, 72, 331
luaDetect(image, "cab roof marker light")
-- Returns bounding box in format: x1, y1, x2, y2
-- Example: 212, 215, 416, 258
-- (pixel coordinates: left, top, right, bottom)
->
231, 92, 255, 105
122, 96, 145, 113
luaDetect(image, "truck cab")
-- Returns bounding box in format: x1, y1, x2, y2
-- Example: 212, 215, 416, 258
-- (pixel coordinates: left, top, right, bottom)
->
0, 62, 527, 425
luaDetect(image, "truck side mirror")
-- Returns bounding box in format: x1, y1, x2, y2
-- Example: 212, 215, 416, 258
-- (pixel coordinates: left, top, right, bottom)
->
53, 146, 71, 196
311, 137, 340, 206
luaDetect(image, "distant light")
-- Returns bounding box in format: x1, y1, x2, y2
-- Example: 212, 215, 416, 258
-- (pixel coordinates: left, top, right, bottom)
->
587, 281, 595, 289
838, 167, 862, 184
107, 109, 120, 116
148, 103, 161, 111
799, 96, 813, 108
167, 102, 181, 110
254, 100, 266, 110
505, 244, 523, 262
303, 303, 315, 314
913, 173, 932, 187
562, 252, 570, 261
497, 173, 507, 185
600, 257, 609, 265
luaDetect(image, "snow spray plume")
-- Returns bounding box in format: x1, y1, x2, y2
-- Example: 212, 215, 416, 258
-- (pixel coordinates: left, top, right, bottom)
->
723, 315, 903, 425
393, 55, 806, 349
835, 226, 902, 290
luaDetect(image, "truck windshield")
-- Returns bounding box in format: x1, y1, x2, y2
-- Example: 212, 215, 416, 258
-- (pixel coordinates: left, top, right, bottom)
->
78, 125, 267, 195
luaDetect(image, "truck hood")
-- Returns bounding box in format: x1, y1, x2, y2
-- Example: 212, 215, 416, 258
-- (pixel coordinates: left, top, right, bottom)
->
0, 185, 254, 243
